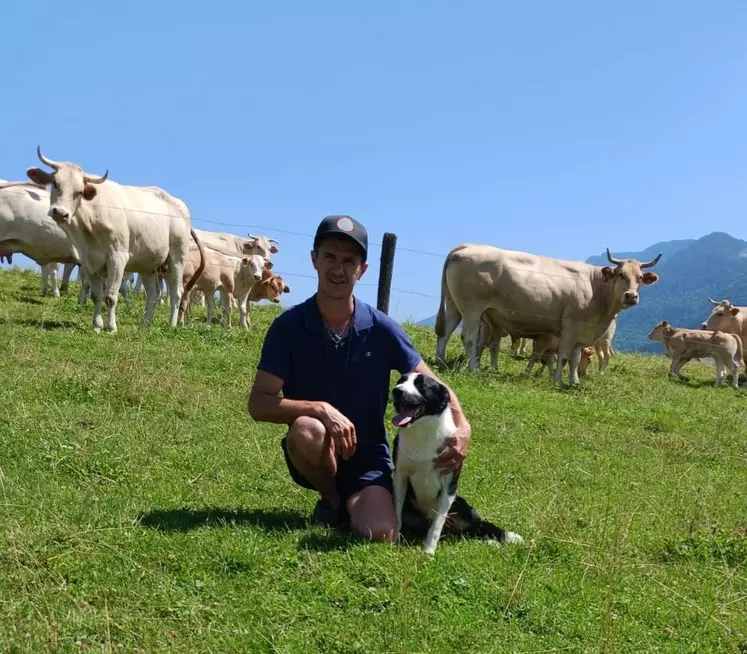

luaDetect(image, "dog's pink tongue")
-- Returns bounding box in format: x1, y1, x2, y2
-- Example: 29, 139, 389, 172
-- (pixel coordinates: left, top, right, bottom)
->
392, 408, 417, 427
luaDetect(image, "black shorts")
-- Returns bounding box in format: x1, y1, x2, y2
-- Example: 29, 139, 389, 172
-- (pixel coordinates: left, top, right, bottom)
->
281, 435, 394, 506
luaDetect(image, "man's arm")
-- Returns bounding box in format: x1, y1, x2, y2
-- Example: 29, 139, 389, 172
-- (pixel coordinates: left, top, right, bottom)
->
247, 369, 327, 425
247, 370, 358, 459
412, 359, 472, 475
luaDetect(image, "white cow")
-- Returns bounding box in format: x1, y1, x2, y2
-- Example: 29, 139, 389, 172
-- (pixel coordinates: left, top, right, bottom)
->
435, 244, 661, 385
27, 147, 205, 333
192, 228, 279, 260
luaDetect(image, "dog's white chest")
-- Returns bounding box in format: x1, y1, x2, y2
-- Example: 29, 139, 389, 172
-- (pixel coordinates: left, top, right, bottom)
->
409, 464, 447, 516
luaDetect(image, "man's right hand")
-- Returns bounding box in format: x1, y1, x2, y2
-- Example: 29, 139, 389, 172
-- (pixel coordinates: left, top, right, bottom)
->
318, 403, 357, 459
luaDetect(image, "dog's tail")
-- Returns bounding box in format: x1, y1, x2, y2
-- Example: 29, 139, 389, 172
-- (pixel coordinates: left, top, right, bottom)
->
450, 496, 524, 544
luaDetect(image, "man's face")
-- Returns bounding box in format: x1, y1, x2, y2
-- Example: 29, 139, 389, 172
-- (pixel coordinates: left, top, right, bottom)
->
311, 236, 368, 300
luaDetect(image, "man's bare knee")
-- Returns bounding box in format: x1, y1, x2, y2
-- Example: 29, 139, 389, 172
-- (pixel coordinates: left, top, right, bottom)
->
351, 519, 396, 542
287, 416, 326, 456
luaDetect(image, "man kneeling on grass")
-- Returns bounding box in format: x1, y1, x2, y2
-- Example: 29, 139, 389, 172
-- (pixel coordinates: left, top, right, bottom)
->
247, 215, 471, 541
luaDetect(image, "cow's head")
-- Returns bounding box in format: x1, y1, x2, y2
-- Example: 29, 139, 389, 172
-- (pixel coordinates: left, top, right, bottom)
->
258, 269, 290, 303
26, 146, 108, 225
648, 320, 674, 342
240, 254, 266, 282
601, 248, 661, 309
701, 297, 740, 331
578, 346, 594, 377
247, 233, 279, 258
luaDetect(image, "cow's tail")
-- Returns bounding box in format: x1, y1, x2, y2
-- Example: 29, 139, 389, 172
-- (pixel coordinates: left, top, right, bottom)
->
178, 228, 205, 325
434, 245, 467, 338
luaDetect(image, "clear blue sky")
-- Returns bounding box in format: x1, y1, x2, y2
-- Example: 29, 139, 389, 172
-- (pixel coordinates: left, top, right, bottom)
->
2, 1, 746, 323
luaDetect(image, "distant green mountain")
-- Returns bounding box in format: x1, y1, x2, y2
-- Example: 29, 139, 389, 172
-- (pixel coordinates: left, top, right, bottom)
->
416, 232, 747, 353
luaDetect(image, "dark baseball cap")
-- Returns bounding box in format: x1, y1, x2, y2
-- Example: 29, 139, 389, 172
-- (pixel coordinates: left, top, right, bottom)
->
313, 214, 368, 262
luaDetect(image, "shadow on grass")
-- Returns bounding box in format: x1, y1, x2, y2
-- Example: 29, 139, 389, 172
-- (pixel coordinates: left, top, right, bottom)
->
17, 318, 80, 330
137, 507, 309, 533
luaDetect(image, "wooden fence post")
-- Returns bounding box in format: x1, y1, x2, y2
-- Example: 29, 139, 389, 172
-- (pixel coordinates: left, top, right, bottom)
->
377, 232, 397, 314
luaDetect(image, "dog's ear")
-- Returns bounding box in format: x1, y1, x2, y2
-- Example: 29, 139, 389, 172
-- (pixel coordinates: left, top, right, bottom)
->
415, 374, 450, 415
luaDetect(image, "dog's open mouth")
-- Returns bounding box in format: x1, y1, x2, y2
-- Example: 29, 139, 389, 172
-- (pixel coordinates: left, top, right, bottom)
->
391, 404, 424, 428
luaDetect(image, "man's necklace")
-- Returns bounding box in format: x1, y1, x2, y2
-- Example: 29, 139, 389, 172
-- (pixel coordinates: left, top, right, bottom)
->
325, 316, 353, 347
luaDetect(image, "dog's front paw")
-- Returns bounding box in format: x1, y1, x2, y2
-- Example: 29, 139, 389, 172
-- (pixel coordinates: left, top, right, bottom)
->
504, 531, 524, 545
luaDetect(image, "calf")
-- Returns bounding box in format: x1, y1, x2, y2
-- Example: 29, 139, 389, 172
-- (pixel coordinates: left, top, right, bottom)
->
701, 298, 747, 368
525, 334, 560, 377
238, 268, 291, 329
648, 320, 743, 388
181, 246, 266, 327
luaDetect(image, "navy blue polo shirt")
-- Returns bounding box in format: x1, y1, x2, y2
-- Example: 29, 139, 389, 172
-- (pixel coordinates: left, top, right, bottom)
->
256, 294, 422, 459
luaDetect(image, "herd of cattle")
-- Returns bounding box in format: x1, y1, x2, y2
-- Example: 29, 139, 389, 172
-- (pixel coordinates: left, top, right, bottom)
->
0, 147, 290, 331
2, 147, 746, 389
433, 243, 747, 387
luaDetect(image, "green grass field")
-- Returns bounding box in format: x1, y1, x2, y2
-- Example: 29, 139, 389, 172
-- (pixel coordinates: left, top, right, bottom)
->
0, 267, 745, 653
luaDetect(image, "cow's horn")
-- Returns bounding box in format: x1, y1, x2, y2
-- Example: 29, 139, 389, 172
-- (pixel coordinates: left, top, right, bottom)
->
247, 233, 258, 240
268, 238, 279, 244
36, 145, 61, 171
709, 297, 719, 306
83, 169, 109, 184
606, 248, 622, 265
640, 252, 662, 268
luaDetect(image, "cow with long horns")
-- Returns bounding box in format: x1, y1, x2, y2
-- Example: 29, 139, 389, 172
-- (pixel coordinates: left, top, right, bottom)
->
434, 244, 662, 385
27, 147, 205, 333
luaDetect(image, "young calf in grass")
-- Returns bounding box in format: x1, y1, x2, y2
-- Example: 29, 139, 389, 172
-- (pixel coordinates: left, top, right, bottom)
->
648, 320, 743, 388
391, 372, 524, 555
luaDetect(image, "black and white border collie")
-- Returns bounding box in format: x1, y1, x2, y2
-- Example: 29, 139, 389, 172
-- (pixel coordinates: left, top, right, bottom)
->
391, 372, 524, 555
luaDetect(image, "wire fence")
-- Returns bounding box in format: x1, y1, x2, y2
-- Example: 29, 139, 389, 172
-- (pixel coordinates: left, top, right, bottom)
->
1, 183, 742, 357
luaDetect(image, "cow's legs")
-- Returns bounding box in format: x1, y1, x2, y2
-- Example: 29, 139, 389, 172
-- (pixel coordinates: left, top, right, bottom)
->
238, 294, 251, 330
220, 290, 233, 328
489, 343, 499, 369
41, 263, 60, 297
461, 314, 484, 373
102, 255, 128, 333
730, 360, 740, 389
141, 273, 161, 326
78, 268, 91, 306
164, 260, 185, 327
714, 359, 724, 386
60, 263, 76, 293
87, 271, 105, 333
435, 300, 462, 364
205, 292, 217, 325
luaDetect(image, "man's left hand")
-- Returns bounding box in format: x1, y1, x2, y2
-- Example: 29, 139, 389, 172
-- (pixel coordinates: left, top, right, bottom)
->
433, 424, 471, 475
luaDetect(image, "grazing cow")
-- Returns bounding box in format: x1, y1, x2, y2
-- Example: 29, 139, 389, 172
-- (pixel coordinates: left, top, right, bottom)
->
239, 268, 291, 329
181, 246, 266, 327
701, 298, 747, 368
648, 320, 743, 388
27, 147, 205, 333
435, 244, 661, 384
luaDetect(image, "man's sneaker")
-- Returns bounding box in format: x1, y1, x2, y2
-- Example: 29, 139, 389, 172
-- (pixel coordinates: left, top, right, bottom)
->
312, 497, 342, 527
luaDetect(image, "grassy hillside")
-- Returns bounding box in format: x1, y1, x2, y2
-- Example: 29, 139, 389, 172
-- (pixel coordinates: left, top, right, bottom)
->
0, 267, 745, 653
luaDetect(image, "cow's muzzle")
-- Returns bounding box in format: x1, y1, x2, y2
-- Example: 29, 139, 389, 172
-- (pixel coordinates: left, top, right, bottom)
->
49, 206, 70, 223
623, 292, 639, 306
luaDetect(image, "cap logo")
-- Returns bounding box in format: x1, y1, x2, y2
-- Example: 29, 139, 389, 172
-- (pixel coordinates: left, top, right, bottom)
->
336, 217, 355, 232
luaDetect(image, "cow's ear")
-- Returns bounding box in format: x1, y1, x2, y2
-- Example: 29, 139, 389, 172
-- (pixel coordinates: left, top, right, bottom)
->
642, 272, 659, 285
662, 320, 668, 327
601, 266, 615, 280
82, 184, 98, 201
27, 167, 53, 186
270, 246, 278, 254
731, 307, 740, 316
283, 284, 290, 293
264, 260, 274, 270
241, 257, 250, 266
